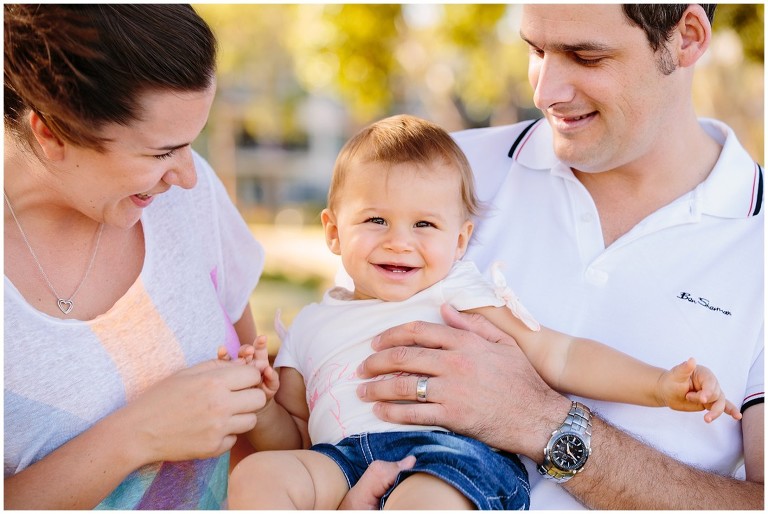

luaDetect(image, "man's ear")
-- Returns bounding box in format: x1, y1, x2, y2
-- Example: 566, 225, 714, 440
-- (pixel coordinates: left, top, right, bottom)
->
28, 110, 66, 161
321, 208, 342, 255
455, 220, 474, 260
675, 4, 711, 68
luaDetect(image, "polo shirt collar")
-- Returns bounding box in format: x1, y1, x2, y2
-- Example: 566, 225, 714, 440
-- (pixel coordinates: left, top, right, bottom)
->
697, 118, 763, 219
514, 118, 557, 171
513, 117, 762, 219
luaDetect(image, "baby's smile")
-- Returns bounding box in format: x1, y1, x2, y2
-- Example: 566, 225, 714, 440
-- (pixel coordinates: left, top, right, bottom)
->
376, 264, 417, 273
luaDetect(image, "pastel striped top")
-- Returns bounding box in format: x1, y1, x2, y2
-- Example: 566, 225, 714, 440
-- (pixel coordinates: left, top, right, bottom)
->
4, 152, 263, 509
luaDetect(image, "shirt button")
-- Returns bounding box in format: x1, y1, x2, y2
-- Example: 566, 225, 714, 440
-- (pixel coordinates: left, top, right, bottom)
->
585, 267, 608, 284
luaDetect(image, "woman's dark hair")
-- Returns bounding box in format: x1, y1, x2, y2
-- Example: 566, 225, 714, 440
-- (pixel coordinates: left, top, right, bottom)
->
4, 4, 217, 150
622, 4, 717, 52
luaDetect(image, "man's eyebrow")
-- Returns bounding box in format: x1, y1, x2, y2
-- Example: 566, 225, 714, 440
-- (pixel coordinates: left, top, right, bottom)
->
519, 32, 613, 53
149, 142, 190, 152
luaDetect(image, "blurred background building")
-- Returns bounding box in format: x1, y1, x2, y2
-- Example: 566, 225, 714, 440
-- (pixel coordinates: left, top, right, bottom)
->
190, 4, 764, 353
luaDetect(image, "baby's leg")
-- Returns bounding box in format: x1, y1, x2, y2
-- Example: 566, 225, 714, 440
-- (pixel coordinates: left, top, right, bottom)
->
383, 473, 475, 510
228, 449, 348, 509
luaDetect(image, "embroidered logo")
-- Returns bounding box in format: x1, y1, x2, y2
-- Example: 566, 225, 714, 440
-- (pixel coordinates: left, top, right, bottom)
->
677, 292, 732, 316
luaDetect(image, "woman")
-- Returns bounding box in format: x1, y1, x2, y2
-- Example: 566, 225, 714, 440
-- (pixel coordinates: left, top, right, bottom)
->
4, 5, 266, 509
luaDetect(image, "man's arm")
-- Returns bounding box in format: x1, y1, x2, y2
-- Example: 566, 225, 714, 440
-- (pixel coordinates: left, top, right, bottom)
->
566, 407, 763, 509
356, 304, 764, 509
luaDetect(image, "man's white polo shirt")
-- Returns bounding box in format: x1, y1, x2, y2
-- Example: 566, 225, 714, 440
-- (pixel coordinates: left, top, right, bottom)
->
455, 118, 764, 509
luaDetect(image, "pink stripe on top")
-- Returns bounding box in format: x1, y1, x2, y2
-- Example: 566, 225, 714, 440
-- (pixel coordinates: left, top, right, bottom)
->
90, 277, 186, 400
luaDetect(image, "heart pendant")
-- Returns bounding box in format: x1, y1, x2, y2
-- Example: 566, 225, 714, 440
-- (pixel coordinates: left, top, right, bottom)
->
57, 299, 74, 315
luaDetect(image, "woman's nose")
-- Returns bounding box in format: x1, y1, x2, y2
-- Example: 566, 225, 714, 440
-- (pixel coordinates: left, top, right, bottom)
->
162, 147, 197, 190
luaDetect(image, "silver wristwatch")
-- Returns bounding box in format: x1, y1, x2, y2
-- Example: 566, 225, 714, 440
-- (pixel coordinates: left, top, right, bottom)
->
538, 401, 592, 483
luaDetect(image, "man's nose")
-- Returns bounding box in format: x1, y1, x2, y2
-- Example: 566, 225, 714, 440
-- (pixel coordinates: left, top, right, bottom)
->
531, 54, 576, 111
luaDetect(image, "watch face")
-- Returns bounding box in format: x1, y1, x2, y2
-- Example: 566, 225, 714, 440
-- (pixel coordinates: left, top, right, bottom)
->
551, 434, 589, 471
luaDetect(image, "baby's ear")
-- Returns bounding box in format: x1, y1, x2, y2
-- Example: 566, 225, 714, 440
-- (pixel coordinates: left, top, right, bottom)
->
321, 208, 342, 255
455, 219, 474, 260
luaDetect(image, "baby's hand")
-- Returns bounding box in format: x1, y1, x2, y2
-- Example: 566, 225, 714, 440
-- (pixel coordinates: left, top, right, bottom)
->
658, 357, 742, 423
217, 343, 256, 363
251, 335, 280, 403
216, 336, 279, 405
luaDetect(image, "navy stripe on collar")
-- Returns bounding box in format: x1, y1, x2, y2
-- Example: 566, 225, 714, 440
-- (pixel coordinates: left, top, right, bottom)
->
508, 118, 542, 159
751, 164, 763, 216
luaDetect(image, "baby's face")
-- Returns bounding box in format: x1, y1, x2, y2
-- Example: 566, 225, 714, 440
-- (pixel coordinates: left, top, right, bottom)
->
325, 160, 473, 301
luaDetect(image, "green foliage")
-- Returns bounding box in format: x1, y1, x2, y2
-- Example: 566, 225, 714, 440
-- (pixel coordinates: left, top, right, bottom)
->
287, 5, 401, 121
442, 4, 507, 47
713, 4, 764, 64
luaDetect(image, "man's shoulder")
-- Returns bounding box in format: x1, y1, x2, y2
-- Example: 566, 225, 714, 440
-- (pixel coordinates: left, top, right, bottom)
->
451, 119, 542, 147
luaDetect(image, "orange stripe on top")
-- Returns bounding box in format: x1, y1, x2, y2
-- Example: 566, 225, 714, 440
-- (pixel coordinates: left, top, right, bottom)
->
90, 277, 187, 401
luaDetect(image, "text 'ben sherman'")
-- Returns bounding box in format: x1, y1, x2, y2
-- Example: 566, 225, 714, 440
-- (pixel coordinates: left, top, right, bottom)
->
677, 292, 732, 316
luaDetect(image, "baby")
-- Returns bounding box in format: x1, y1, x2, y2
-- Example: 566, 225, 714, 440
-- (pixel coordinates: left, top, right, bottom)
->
224, 115, 740, 510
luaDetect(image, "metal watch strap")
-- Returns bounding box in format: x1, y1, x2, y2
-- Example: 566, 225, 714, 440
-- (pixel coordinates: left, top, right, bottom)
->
538, 401, 593, 483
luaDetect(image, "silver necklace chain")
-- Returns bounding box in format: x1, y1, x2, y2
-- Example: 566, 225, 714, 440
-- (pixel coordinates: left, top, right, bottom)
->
3, 190, 104, 315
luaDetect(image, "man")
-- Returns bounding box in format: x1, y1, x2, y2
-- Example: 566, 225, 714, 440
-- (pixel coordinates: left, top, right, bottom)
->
355, 4, 763, 509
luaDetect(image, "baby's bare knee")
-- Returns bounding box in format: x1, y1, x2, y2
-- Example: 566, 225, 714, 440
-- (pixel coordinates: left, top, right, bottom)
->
228, 452, 281, 508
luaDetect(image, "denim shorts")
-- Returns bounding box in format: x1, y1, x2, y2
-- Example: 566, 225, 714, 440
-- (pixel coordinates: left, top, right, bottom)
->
310, 430, 529, 510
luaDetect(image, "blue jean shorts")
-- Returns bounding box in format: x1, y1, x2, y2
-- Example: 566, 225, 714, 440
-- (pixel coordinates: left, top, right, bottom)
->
310, 430, 529, 510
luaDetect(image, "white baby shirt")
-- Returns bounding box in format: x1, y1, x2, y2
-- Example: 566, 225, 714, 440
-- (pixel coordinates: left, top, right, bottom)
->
274, 260, 510, 445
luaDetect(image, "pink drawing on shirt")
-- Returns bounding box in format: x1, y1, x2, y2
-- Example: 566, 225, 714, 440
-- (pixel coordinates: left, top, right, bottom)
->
210, 267, 240, 359
306, 361, 360, 438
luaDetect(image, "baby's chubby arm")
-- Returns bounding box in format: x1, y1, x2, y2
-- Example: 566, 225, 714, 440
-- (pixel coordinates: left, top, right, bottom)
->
467, 305, 741, 422
217, 336, 310, 450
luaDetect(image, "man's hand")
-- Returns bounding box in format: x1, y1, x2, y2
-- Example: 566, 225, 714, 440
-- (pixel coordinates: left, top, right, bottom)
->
356, 304, 570, 461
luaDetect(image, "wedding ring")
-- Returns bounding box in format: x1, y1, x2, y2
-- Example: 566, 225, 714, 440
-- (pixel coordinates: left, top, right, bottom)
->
416, 376, 429, 403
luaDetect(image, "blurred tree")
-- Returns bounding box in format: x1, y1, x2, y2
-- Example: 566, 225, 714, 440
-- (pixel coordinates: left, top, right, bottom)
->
398, 4, 526, 130
713, 4, 763, 63
286, 4, 401, 123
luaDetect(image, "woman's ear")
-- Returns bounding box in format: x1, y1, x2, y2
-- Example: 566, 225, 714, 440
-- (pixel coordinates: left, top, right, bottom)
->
321, 208, 342, 255
28, 110, 66, 161
455, 220, 474, 261
675, 4, 711, 68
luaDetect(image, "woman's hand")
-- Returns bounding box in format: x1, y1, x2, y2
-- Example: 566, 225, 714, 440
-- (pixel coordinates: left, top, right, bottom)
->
119, 358, 266, 465
219, 335, 281, 412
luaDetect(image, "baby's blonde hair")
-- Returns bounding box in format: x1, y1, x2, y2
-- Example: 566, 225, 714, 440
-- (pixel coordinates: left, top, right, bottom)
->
328, 114, 480, 219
